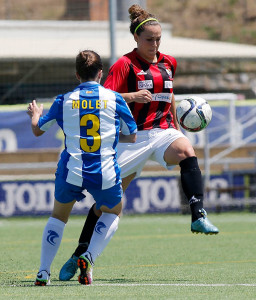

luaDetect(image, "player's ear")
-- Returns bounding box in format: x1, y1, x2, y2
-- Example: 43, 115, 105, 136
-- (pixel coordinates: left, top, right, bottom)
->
76, 72, 81, 81
97, 70, 103, 83
134, 33, 139, 43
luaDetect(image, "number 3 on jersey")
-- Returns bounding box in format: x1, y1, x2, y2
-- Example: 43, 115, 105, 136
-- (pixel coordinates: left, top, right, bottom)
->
80, 114, 101, 152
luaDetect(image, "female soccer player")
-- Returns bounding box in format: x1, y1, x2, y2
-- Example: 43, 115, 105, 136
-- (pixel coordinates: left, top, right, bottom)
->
59, 4, 219, 281
27, 50, 137, 285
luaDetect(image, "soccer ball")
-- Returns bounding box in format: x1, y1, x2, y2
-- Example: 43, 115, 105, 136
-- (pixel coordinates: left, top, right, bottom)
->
176, 96, 212, 132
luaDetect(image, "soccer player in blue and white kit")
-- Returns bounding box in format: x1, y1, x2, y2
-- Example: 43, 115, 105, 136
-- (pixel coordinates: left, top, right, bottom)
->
27, 50, 137, 286
59, 4, 219, 282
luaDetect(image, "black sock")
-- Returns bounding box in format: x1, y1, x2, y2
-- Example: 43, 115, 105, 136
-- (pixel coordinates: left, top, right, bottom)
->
179, 156, 204, 222
73, 204, 99, 257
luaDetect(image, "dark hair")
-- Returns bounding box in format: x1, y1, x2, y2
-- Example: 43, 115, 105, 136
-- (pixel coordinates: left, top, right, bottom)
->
129, 4, 159, 35
76, 50, 103, 81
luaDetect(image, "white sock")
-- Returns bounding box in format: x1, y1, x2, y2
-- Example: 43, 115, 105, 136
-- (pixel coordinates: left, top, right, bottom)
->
85, 213, 119, 264
39, 217, 65, 274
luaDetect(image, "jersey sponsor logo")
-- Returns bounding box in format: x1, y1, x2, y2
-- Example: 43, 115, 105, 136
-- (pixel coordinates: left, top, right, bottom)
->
46, 230, 59, 246
138, 80, 153, 90
72, 99, 108, 109
95, 221, 107, 235
164, 81, 173, 89
137, 70, 148, 75
151, 93, 172, 103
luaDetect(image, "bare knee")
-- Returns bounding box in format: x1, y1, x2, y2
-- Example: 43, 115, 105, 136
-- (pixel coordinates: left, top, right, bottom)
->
100, 201, 123, 216
181, 145, 195, 158
51, 199, 76, 224
51, 212, 69, 224
175, 146, 196, 163
164, 138, 196, 165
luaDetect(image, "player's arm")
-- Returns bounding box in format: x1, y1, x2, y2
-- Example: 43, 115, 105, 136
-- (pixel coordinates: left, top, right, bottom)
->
119, 132, 136, 143
170, 93, 180, 130
166, 56, 179, 129
115, 93, 137, 143
104, 59, 152, 104
121, 90, 152, 104
27, 100, 45, 136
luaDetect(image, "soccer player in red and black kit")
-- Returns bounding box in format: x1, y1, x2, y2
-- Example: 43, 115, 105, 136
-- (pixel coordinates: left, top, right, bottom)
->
105, 49, 176, 131
59, 4, 219, 281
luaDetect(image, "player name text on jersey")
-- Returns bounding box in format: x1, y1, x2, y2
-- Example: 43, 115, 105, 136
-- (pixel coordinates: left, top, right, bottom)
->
72, 99, 108, 110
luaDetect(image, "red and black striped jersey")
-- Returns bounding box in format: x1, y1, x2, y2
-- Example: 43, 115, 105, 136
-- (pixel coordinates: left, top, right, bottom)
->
104, 49, 177, 131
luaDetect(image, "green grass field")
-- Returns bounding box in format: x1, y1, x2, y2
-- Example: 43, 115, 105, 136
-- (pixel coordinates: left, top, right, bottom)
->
0, 213, 255, 299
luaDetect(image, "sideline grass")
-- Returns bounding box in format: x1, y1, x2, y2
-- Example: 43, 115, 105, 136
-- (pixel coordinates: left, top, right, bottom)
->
0, 213, 255, 299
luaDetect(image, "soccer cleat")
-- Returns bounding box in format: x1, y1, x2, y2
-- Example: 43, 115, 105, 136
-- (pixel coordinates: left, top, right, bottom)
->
77, 254, 93, 285
35, 270, 50, 286
59, 254, 79, 281
191, 209, 219, 235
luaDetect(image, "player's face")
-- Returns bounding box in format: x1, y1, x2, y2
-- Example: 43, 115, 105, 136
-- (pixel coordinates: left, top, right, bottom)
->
135, 24, 161, 62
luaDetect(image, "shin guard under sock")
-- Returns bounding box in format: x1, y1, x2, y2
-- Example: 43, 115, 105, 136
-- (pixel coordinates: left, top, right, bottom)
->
179, 156, 204, 222
39, 217, 65, 273
83, 213, 119, 264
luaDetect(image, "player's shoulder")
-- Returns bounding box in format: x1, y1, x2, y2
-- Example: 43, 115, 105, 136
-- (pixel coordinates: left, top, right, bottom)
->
61, 85, 81, 99
103, 87, 125, 103
54, 91, 75, 108
123, 50, 136, 60
103, 86, 121, 98
108, 53, 132, 77
53, 93, 65, 104
55, 93, 64, 100
159, 52, 177, 74
161, 52, 177, 66
112, 50, 137, 66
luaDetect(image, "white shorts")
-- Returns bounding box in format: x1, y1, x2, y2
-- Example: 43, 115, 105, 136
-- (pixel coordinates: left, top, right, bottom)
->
117, 128, 187, 178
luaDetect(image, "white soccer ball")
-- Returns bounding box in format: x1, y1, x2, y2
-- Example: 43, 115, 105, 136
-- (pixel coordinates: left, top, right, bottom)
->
176, 96, 212, 132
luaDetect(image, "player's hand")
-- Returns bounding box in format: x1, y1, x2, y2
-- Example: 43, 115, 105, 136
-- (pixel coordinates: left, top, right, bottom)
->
133, 90, 152, 103
27, 100, 43, 118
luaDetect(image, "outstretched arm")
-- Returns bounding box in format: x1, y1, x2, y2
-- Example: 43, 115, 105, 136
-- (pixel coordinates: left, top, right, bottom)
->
27, 100, 45, 137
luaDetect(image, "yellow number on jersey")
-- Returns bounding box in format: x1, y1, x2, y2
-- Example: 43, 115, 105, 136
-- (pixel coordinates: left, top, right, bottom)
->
80, 114, 101, 152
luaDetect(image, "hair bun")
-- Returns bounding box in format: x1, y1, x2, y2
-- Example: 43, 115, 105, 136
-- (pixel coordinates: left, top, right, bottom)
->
128, 4, 145, 21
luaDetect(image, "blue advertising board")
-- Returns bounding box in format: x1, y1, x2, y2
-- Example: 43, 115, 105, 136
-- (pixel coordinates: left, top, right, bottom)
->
0, 174, 246, 217
0, 108, 63, 151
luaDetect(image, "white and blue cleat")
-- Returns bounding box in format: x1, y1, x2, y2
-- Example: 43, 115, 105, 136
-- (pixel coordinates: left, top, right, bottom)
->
35, 270, 50, 286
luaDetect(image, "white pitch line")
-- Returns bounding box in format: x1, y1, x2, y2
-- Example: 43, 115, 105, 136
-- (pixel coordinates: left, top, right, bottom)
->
92, 283, 256, 287
6, 283, 256, 287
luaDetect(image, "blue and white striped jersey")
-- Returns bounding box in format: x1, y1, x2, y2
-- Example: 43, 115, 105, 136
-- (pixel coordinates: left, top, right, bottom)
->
38, 81, 137, 190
